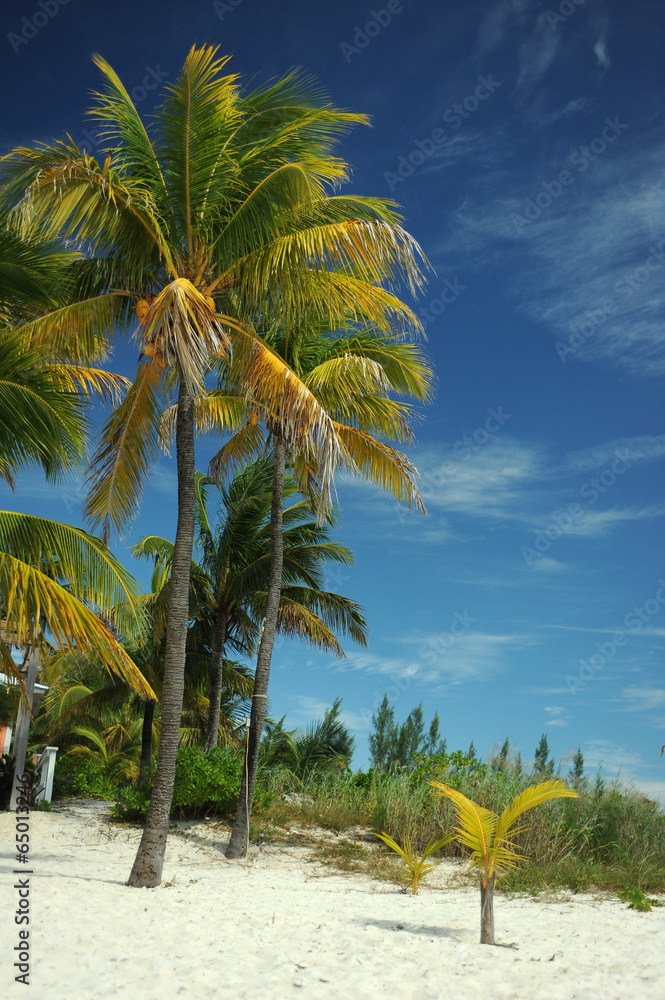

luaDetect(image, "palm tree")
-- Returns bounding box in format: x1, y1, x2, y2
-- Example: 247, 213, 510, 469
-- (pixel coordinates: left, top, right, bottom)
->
260, 698, 355, 778
132, 457, 368, 750
430, 779, 578, 944
2, 47, 426, 884
0, 226, 150, 696
213, 322, 433, 856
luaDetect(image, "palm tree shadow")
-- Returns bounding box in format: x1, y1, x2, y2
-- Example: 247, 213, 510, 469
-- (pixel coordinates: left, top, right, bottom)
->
354, 918, 466, 940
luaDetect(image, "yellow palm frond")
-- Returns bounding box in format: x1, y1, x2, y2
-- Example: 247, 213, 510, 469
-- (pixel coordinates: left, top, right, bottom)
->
0, 551, 153, 698
50, 364, 130, 405
161, 389, 247, 443
495, 780, 578, 843
275, 597, 344, 656
334, 423, 425, 512
304, 354, 390, 395
430, 781, 496, 882
138, 278, 245, 389
230, 327, 341, 506
208, 420, 268, 482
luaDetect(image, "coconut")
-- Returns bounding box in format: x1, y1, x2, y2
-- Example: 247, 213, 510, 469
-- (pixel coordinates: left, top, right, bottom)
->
135, 299, 150, 324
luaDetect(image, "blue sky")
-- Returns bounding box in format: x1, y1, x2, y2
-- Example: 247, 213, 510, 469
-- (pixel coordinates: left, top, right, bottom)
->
2, 0, 665, 796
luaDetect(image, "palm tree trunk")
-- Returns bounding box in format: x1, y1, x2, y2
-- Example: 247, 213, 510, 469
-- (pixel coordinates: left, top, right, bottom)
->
128, 378, 197, 887
137, 699, 156, 788
225, 436, 285, 858
479, 874, 496, 944
205, 610, 228, 751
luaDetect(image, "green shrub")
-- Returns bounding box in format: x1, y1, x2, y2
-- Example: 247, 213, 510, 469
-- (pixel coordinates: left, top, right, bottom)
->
111, 747, 271, 822
52, 755, 117, 801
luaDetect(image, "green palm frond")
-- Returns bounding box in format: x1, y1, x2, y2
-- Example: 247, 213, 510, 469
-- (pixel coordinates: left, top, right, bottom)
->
0, 332, 87, 483
84, 359, 168, 542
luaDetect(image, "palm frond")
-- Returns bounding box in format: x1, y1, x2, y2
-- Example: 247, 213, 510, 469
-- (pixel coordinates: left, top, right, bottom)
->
84, 359, 167, 542
335, 423, 425, 513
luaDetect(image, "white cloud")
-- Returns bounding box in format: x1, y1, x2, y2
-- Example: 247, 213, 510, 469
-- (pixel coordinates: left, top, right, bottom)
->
619, 687, 665, 712
583, 739, 644, 772
581, 740, 665, 803
475, 0, 533, 56
287, 695, 371, 733
592, 18, 611, 70
417, 436, 547, 520
564, 434, 665, 473
337, 631, 532, 688
544, 704, 568, 726
433, 123, 665, 375
517, 13, 560, 90
562, 505, 665, 538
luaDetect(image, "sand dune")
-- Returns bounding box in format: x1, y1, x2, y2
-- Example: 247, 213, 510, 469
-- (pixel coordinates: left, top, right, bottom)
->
1, 799, 664, 999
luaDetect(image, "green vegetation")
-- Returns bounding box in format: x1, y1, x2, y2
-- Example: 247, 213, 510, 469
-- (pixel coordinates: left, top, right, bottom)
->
617, 886, 664, 912
375, 831, 453, 894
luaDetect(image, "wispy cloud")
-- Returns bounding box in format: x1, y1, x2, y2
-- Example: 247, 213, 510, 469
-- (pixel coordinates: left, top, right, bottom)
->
516, 13, 560, 91
544, 704, 568, 727
336, 631, 532, 687
475, 0, 534, 58
434, 115, 665, 375
592, 19, 611, 70
287, 695, 371, 733
563, 434, 665, 473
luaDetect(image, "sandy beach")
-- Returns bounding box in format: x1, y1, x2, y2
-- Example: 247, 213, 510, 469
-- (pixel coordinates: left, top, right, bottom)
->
1, 799, 664, 1000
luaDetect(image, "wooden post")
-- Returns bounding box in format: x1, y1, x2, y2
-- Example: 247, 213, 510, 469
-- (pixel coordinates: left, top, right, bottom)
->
480, 874, 496, 945
10, 648, 39, 811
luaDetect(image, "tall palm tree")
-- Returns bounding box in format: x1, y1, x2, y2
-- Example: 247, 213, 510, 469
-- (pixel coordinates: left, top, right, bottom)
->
212, 322, 433, 856
133, 457, 368, 750
1, 47, 426, 884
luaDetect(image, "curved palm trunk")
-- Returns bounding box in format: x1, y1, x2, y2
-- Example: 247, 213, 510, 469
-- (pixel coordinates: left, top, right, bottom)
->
225, 436, 285, 858
205, 609, 228, 750
137, 699, 156, 788
480, 874, 496, 944
128, 378, 197, 887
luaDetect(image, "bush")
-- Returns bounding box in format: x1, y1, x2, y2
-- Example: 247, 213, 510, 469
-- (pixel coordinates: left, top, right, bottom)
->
111, 747, 270, 822
52, 755, 117, 801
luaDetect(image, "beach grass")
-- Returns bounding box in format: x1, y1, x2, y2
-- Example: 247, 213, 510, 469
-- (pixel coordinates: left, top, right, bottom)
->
253, 764, 665, 894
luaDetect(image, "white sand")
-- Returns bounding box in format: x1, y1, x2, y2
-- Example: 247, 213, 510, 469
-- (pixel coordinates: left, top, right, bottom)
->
2, 799, 664, 1000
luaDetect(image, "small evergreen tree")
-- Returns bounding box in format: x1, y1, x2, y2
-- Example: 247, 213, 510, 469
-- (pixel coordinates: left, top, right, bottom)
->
466, 740, 477, 760
369, 694, 398, 769
570, 747, 584, 785
394, 703, 425, 766
534, 733, 554, 777
423, 711, 446, 758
